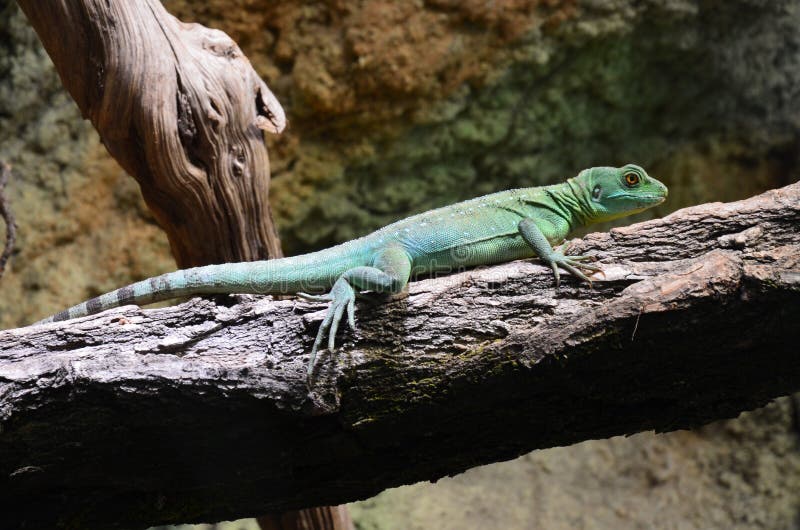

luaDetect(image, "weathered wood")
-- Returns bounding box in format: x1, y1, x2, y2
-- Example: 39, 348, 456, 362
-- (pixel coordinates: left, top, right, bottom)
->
15, 0, 286, 267
1, 183, 799, 529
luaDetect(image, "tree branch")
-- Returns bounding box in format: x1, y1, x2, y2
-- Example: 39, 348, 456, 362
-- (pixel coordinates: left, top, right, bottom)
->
1, 183, 799, 529
15, 0, 286, 266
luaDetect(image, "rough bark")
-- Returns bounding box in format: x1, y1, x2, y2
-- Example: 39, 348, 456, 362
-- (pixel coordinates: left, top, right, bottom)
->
0, 182, 798, 529
15, 0, 286, 267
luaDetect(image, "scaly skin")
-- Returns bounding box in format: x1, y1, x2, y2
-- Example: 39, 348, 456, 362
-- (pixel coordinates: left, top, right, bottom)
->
37, 164, 668, 378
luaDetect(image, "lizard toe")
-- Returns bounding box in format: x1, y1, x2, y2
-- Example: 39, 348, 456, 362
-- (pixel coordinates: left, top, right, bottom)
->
297, 292, 331, 302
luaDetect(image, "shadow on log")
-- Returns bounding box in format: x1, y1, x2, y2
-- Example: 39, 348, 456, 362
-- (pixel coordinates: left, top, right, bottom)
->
1, 182, 799, 529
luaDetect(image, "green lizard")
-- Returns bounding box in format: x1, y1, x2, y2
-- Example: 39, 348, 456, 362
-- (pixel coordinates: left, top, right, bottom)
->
37, 164, 667, 376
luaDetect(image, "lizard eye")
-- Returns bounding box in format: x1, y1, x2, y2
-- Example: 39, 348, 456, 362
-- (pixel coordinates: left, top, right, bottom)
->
624, 173, 640, 187
592, 185, 602, 200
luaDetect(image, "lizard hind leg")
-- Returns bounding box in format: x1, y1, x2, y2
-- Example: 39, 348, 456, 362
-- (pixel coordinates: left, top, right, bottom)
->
302, 245, 412, 380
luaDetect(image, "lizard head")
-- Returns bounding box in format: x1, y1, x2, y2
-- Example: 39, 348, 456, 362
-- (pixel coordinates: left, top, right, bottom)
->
576, 164, 668, 223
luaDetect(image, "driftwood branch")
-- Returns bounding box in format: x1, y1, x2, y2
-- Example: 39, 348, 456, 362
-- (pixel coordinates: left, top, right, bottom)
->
16, 0, 286, 266
1, 183, 799, 529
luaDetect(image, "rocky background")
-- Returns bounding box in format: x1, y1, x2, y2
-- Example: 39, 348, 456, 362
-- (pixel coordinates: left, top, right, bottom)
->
1, 0, 799, 529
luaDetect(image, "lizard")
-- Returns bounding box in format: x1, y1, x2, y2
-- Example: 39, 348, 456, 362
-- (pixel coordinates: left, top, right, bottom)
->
36, 164, 667, 377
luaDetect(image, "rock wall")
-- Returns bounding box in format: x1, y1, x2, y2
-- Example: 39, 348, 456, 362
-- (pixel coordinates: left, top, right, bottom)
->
164, 0, 799, 251
1, 0, 799, 529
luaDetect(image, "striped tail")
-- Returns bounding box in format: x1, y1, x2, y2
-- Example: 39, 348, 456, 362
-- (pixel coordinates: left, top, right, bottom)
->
36, 242, 368, 324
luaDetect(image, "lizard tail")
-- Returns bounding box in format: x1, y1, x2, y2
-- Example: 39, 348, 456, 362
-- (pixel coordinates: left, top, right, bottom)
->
36, 242, 368, 324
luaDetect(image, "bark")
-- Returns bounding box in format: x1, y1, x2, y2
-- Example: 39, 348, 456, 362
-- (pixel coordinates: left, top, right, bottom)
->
0, 183, 798, 529
15, 0, 286, 267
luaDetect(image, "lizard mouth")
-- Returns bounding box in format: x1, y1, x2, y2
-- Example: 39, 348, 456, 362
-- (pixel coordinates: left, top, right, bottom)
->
612, 192, 667, 205
643, 194, 667, 204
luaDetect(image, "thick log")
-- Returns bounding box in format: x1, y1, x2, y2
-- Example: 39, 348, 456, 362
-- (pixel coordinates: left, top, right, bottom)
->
1, 183, 799, 529
15, 0, 286, 267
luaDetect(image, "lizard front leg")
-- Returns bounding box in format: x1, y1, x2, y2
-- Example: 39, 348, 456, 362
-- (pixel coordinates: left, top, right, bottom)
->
518, 218, 601, 287
299, 245, 412, 378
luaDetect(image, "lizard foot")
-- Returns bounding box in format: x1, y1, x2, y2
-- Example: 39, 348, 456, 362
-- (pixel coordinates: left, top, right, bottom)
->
299, 277, 356, 379
545, 251, 604, 287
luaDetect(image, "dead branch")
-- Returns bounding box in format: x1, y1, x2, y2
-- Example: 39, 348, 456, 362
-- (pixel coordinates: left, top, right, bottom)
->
15, 0, 286, 267
1, 182, 799, 529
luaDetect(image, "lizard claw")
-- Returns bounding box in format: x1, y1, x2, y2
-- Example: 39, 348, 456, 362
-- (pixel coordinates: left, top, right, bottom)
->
297, 292, 331, 302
